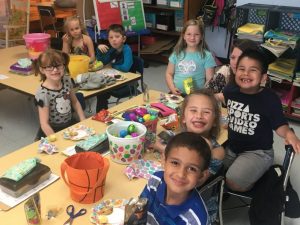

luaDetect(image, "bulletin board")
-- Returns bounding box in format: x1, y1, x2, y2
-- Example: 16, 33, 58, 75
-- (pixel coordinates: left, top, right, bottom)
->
92, 0, 146, 33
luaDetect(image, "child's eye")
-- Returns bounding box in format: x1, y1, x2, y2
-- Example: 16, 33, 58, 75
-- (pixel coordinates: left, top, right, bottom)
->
169, 160, 179, 166
187, 166, 199, 173
203, 110, 212, 115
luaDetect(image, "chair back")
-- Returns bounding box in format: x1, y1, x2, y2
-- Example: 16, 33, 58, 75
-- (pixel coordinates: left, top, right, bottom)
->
37, 5, 58, 32
131, 55, 144, 92
0, 0, 30, 48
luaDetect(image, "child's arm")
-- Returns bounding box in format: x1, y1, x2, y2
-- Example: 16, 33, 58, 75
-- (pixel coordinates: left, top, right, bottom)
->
84, 35, 95, 63
214, 92, 225, 105
96, 45, 111, 64
112, 45, 133, 72
204, 67, 215, 86
70, 90, 86, 121
275, 125, 300, 153
165, 62, 181, 95
38, 106, 55, 137
62, 34, 71, 54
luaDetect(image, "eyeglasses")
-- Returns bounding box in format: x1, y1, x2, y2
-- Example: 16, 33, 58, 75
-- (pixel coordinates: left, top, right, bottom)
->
42, 64, 65, 72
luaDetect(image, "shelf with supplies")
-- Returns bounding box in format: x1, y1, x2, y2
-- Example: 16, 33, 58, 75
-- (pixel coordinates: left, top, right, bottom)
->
235, 3, 300, 121
141, 0, 204, 63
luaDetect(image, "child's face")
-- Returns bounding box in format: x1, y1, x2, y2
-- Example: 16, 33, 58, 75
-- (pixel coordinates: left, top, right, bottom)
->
182, 95, 215, 138
40, 57, 65, 82
235, 57, 267, 94
164, 146, 205, 204
67, 20, 82, 39
230, 47, 243, 74
108, 30, 126, 51
183, 25, 202, 49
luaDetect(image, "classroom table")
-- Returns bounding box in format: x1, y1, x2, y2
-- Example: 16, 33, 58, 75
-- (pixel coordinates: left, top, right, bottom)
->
0, 46, 141, 99
0, 90, 228, 224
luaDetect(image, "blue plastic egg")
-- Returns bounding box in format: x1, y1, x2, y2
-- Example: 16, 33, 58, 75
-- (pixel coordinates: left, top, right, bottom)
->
119, 130, 128, 138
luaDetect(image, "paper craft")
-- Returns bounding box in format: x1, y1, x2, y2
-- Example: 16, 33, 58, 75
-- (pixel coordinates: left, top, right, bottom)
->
63, 125, 96, 141
90, 199, 128, 225
0, 173, 59, 210
124, 159, 162, 180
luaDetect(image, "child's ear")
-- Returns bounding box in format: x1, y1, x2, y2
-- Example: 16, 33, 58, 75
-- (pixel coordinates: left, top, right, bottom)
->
123, 36, 127, 43
197, 169, 210, 187
261, 73, 268, 84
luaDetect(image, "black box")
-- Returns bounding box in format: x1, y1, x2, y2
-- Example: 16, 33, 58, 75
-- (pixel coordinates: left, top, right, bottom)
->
156, 12, 175, 31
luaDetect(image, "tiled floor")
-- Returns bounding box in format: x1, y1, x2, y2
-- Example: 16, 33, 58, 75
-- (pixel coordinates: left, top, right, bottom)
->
1, 61, 300, 224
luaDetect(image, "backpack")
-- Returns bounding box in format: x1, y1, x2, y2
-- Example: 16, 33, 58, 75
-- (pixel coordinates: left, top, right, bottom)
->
249, 165, 300, 225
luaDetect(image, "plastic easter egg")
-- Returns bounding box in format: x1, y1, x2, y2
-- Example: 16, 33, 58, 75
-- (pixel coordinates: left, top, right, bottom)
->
131, 132, 139, 137
138, 117, 144, 123
150, 115, 157, 121
129, 112, 137, 121
143, 114, 151, 122
122, 112, 131, 121
127, 124, 136, 134
135, 107, 148, 117
125, 135, 132, 138
119, 130, 128, 138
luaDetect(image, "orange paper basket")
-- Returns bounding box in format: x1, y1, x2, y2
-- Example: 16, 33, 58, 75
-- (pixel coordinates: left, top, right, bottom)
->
61, 152, 109, 204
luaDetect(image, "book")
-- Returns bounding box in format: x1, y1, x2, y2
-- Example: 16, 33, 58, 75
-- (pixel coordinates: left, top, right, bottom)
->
237, 23, 265, 35
261, 42, 289, 57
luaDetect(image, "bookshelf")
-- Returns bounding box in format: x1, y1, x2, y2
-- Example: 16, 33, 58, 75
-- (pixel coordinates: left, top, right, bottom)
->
235, 3, 300, 121
141, 0, 204, 63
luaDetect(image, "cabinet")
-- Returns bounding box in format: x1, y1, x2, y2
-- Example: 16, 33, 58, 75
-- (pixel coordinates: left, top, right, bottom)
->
235, 4, 300, 121
141, 1, 204, 63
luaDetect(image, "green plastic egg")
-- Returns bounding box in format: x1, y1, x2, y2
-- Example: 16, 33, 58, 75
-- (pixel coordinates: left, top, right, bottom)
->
127, 124, 136, 134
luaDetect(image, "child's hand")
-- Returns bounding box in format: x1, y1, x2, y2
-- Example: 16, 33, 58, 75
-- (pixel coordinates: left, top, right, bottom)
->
285, 131, 300, 153
98, 44, 109, 53
170, 87, 182, 96
62, 34, 70, 43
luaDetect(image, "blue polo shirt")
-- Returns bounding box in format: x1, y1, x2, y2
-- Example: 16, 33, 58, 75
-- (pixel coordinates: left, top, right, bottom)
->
140, 171, 208, 225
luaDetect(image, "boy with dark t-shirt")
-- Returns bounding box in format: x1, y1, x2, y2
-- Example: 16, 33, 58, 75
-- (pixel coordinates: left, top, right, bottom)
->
217, 49, 300, 192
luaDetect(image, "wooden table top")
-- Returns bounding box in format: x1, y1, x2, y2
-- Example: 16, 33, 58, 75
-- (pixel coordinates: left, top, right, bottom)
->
0, 90, 228, 224
0, 46, 141, 99
30, 2, 77, 22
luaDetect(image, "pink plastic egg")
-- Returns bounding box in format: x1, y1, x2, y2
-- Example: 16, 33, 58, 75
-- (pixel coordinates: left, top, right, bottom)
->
131, 132, 139, 137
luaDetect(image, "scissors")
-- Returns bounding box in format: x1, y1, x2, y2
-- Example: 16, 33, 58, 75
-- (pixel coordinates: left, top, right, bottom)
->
63, 204, 87, 225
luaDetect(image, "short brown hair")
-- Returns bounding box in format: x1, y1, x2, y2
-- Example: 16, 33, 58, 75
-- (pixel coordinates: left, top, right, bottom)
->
107, 24, 126, 37
165, 132, 211, 170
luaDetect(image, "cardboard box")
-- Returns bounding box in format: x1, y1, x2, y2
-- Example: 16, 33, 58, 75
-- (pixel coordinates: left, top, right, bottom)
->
169, 0, 184, 8
143, 0, 157, 4
157, 0, 168, 6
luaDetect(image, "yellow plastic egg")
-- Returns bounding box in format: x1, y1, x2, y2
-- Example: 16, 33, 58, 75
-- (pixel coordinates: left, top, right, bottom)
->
143, 114, 151, 122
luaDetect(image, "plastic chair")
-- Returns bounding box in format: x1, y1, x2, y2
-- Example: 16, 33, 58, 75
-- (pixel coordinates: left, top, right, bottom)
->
110, 55, 145, 104
219, 145, 296, 225
37, 5, 64, 38
0, 0, 30, 48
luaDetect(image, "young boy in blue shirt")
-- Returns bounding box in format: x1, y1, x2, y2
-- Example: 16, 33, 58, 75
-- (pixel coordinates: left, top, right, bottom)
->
217, 49, 300, 193
140, 132, 211, 225
96, 24, 133, 111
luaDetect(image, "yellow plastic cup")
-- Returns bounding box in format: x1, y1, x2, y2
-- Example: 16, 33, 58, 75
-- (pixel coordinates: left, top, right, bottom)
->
68, 55, 90, 79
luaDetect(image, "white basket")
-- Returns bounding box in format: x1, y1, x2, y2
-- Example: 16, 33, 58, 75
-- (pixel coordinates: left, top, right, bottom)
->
106, 121, 147, 164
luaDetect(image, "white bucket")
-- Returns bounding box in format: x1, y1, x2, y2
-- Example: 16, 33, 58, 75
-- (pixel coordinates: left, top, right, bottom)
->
106, 121, 147, 164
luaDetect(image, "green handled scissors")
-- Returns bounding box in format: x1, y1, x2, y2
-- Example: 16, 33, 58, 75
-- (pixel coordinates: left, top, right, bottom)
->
63, 204, 87, 225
